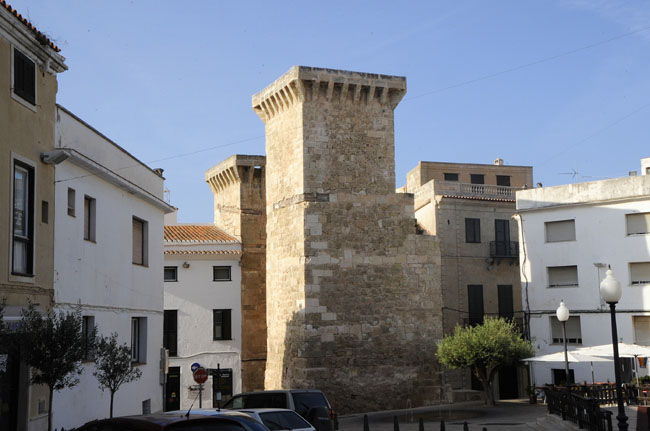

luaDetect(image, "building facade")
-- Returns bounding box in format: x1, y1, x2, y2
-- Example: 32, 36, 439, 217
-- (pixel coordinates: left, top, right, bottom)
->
517, 159, 650, 386
252, 66, 443, 413
43, 105, 173, 429
163, 218, 243, 410
0, 2, 66, 430
403, 159, 533, 399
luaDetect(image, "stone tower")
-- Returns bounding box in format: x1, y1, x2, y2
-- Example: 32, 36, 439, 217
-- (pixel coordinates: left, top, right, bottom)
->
206, 155, 267, 391
252, 67, 443, 412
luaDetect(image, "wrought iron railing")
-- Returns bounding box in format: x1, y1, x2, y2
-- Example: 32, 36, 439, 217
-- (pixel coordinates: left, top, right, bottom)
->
489, 241, 519, 258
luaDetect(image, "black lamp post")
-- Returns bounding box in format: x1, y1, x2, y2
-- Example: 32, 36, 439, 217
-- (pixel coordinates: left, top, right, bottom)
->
556, 301, 570, 386
600, 269, 628, 431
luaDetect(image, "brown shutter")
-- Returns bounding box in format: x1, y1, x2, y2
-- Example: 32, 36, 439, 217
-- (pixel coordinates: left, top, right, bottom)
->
133, 218, 143, 264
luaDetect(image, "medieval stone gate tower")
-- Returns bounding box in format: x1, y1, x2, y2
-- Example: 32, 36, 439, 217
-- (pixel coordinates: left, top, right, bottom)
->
252, 66, 443, 412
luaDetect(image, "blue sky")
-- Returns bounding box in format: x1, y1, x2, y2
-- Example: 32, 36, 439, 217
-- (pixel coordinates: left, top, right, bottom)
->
11, 0, 650, 222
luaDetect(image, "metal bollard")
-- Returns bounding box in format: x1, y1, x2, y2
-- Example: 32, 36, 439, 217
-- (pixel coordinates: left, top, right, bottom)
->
418, 417, 424, 431
463, 422, 469, 431
363, 414, 369, 431
393, 416, 399, 431
439, 419, 445, 430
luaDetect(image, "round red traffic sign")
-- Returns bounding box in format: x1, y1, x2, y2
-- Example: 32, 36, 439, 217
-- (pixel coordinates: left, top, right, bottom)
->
193, 367, 208, 384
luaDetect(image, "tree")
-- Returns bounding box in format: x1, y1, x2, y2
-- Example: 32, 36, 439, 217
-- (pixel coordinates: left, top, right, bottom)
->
94, 333, 142, 418
437, 317, 533, 406
17, 303, 94, 431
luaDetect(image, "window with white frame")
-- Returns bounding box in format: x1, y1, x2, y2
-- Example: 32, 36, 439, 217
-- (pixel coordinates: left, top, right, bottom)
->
551, 315, 582, 344
633, 316, 650, 346
630, 262, 650, 286
547, 265, 579, 288
213, 266, 232, 281
164, 266, 178, 282
545, 220, 576, 242
626, 213, 650, 235
84, 196, 96, 242
131, 317, 147, 363
13, 48, 36, 105
213, 309, 232, 340
12, 160, 34, 276
82, 316, 95, 361
67, 188, 76, 217
132, 217, 148, 266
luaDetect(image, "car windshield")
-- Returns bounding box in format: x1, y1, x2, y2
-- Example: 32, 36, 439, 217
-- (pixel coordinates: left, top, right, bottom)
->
290, 393, 327, 417
224, 394, 288, 409
258, 411, 311, 431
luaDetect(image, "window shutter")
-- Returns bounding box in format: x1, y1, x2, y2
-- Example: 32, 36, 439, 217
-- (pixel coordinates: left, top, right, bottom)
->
627, 213, 650, 235
548, 266, 578, 287
634, 317, 650, 346
546, 220, 576, 242
133, 219, 143, 264
224, 310, 232, 340
630, 262, 650, 285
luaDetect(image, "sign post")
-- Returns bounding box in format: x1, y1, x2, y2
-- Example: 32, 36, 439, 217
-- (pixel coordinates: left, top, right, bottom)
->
193, 367, 208, 408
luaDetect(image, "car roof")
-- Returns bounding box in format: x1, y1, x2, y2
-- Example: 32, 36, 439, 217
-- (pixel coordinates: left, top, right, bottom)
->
234, 389, 323, 395
76, 414, 246, 430
238, 408, 296, 413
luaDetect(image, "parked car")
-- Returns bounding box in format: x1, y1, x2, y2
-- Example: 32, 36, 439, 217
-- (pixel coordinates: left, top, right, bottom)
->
221, 390, 337, 431
163, 410, 269, 431
238, 408, 315, 431
74, 414, 262, 431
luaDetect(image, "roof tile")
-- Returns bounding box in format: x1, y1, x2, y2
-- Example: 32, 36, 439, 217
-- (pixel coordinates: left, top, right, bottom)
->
164, 225, 237, 243
165, 250, 242, 255
1, 1, 60, 51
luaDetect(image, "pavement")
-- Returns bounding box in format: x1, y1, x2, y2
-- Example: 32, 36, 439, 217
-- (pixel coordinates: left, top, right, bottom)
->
338, 399, 641, 431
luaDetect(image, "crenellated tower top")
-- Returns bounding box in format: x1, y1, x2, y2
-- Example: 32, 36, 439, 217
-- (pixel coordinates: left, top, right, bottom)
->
252, 66, 406, 123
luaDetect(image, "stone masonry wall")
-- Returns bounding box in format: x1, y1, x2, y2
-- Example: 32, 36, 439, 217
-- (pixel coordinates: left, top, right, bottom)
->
206, 155, 267, 391
253, 66, 443, 413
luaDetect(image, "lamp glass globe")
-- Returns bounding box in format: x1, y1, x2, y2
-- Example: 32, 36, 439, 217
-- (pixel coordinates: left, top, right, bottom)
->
600, 269, 622, 303
556, 301, 570, 322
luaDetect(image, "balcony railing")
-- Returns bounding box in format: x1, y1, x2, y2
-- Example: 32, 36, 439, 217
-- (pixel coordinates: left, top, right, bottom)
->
490, 240, 519, 258
434, 181, 521, 200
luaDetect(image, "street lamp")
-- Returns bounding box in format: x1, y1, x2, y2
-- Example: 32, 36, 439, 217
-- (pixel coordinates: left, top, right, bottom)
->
556, 301, 570, 386
600, 269, 628, 431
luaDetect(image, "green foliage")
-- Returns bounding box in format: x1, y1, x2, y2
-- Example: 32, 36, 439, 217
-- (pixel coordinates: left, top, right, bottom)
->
437, 317, 533, 405
17, 303, 93, 391
94, 332, 142, 417
437, 317, 533, 370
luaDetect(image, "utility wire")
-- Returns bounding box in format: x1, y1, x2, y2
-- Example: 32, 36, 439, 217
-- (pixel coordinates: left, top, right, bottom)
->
404, 24, 650, 102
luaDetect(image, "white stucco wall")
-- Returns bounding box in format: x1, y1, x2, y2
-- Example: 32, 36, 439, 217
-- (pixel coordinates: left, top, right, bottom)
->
164, 248, 242, 410
51, 111, 171, 429
517, 174, 650, 386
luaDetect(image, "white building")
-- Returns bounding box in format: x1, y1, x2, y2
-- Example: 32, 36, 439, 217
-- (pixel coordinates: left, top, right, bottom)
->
516, 158, 650, 386
44, 105, 174, 429
163, 213, 242, 411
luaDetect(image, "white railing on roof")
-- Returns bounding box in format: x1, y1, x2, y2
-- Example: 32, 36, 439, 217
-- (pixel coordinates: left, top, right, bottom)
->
435, 181, 520, 199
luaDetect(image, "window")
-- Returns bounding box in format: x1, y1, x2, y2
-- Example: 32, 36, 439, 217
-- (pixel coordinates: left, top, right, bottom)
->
84, 196, 96, 242
497, 285, 514, 320
551, 315, 582, 344
213, 266, 232, 281
67, 188, 76, 216
465, 218, 481, 243
470, 174, 484, 184
552, 369, 575, 386
132, 217, 148, 266
548, 265, 579, 288
131, 317, 147, 363
444, 173, 459, 181
41, 200, 49, 224
12, 160, 34, 276
82, 316, 95, 360
13, 48, 36, 105
626, 213, 650, 235
633, 316, 650, 346
467, 285, 484, 326
496, 175, 511, 186
163, 310, 177, 356
630, 262, 650, 286
545, 220, 576, 242
213, 309, 232, 340
164, 266, 178, 282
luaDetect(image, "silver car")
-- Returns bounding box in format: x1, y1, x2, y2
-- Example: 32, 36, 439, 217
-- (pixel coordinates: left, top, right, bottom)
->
238, 409, 315, 431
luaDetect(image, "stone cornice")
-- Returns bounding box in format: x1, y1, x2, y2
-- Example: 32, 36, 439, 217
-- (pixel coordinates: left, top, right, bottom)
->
252, 66, 407, 122
205, 154, 266, 193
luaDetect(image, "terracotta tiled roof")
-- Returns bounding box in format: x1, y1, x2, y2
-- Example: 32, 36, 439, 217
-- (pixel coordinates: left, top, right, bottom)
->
441, 194, 515, 203
165, 250, 241, 255
1, 1, 60, 51
164, 225, 237, 243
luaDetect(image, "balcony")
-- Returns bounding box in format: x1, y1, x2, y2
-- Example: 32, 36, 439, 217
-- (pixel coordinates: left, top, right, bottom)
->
435, 181, 521, 200
490, 241, 519, 259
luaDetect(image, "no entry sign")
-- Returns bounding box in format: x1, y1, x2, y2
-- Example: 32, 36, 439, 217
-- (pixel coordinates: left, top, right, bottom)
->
193, 367, 208, 384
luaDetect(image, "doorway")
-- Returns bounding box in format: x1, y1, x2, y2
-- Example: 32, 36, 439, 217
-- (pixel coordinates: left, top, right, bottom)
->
498, 366, 519, 399
165, 367, 180, 411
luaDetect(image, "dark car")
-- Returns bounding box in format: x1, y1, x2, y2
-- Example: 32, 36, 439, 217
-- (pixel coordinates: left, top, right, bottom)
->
221, 390, 337, 431
74, 413, 266, 431
163, 409, 269, 431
